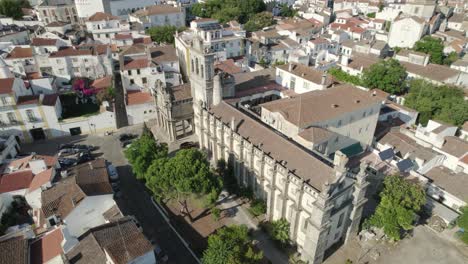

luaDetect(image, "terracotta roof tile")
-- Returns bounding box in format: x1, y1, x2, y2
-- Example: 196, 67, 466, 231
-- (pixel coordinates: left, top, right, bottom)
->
0, 78, 15, 94
6, 47, 33, 59
261, 84, 382, 127
277, 63, 335, 86
401, 62, 460, 82
0, 237, 29, 264
0, 170, 34, 193
210, 101, 335, 192
31, 38, 57, 46
425, 166, 468, 202
298, 126, 335, 144
215, 59, 242, 75
30, 228, 63, 264
49, 47, 92, 58
67, 217, 153, 264
171, 83, 192, 102
88, 12, 119, 22
126, 91, 153, 106
441, 136, 468, 158
123, 58, 150, 70
150, 45, 178, 64
132, 4, 183, 17
29, 168, 54, 192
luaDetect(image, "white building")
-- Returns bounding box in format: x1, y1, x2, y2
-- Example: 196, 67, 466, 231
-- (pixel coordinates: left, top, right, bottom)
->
175, 19, 245, 77
74, 0, 158, 20
128, 4, 186, 29
388, 15, 428, 48
275, 63, 334, 93
37, 0, 79, 25
85, 12, 130, 44
0, 25, 30, 45
4, 46, 38, 77
126, 91, 156, 125
261, 84, 383, 157
39, 159, 117, 237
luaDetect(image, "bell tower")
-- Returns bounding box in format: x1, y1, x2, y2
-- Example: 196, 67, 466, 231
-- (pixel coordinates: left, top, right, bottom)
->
188, 37, 216, 107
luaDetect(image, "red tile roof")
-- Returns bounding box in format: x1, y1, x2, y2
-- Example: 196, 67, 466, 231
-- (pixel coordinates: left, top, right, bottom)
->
30, 228, 63, 264
91, 76, 112, 90
127, 91, 153, 106
0, 170, 34, 193
0, 78, 15, 94
123, 58, 150, 70
31, 38, 57, 46
88, 12, 119, 22
29, 168, 54, 192
114, 33, 132, 40
6, 47, 33, 59
49, 47, 92, 58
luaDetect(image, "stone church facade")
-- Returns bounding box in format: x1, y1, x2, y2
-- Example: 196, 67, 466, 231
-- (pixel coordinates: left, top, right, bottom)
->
169, 32, 372, 264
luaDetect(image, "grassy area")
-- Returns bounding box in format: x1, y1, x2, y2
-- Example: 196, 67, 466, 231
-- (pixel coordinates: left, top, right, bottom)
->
60, 93, 100, 119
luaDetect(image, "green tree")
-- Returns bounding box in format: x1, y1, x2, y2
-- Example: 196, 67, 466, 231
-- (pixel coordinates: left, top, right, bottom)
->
279, 4, 297, 18
366, 12, 376, 18
443, 51, 459, 65
145, 149, 222, 221
0, 0, 27, 19
244, 11, 275, 32
211, 207, 221, 221
366, 175, 425, 240
328, 67, 363, 86
414, 36, 444, 64
270, 218, 290, 244
457, 207, 468, 244
96, 85, 115, 103
146, 25, 186, 44
124, 134, 168, 179
202, 225, 263, 264
362, 59, 407, 94
404, 79, 468, 126
189, 0, 266, 24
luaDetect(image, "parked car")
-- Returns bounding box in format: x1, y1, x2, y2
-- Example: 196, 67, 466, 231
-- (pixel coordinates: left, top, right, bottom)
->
154, 245, 169, 263
119, 133, 137, 142
58, 148, 78, 157
120, 140, 133, 148
58, 158, 76, 169
180, 141, 199, 149
108, 164, 119, 181
73, 144, 95, 151
58, 143, 75, 150
76, 152, 94, 164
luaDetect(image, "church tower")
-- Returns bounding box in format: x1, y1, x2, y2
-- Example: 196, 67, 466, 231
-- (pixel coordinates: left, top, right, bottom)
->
188, 37, 216, 107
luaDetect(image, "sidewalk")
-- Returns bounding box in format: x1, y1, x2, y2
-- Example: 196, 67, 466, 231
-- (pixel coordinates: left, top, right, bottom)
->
218, 191, 289, 264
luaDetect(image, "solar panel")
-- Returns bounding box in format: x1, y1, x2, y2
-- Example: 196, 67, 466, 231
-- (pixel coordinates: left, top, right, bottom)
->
378, 148, 394, 161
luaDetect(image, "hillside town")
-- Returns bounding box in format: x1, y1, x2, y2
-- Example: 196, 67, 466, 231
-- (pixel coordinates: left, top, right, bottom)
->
0, 0, 467, 264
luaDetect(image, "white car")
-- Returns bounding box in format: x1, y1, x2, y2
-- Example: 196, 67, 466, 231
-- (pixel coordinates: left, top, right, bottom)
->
107, 164, 119, 181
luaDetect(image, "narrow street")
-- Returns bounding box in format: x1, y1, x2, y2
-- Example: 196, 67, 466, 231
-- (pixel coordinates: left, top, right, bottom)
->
21, 126, 198, 264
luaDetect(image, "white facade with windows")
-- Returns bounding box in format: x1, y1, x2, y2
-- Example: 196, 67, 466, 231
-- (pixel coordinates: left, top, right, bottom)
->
128, 4, 186, 29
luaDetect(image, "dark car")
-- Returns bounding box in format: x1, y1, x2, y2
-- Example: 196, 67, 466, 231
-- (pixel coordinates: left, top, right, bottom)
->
154, 245, 169, 263
180, 141, 199, 149
119, 133, 137, 142
73, 144, 95, 151
59, 143, 75, 150
120, 139, 133, 148
58, 158, 76, 168
76, 152, 94, 164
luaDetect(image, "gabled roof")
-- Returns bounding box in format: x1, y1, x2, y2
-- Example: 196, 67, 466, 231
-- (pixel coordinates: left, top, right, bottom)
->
0, 78, 15, 94
0, 170, 34, 193
30, 227, 63, 264
31, 38, 58, 46
41, 159, 112, 218
261, 84, 382, 127
277, 63, 335, 86
66, 217, 153, 264
150, 45, 178, 64
126, 91, 153, 106
401, 62, 461, 82
29, 168, 54, 192
210, 101, 335, 192
88, 12, 119, 22
0, 236, 29, 264
441, 136, 468, 158
6, 47, 33, 59
132, 4, 183, 17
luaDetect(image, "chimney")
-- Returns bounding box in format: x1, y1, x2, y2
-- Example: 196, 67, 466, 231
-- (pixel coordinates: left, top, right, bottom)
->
230, 117, 235, 131
331, 104, 338, 108
372, 90, 377, 96
321, 73, 327, 86
212, 73, 222, 106
288, 63, 293, 71
39, 94, 45, 104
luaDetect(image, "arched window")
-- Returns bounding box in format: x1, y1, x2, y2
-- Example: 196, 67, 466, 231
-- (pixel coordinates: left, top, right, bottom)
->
201, 64, 204, 78
195, 58, 199, 75
191, 59, 194, 72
